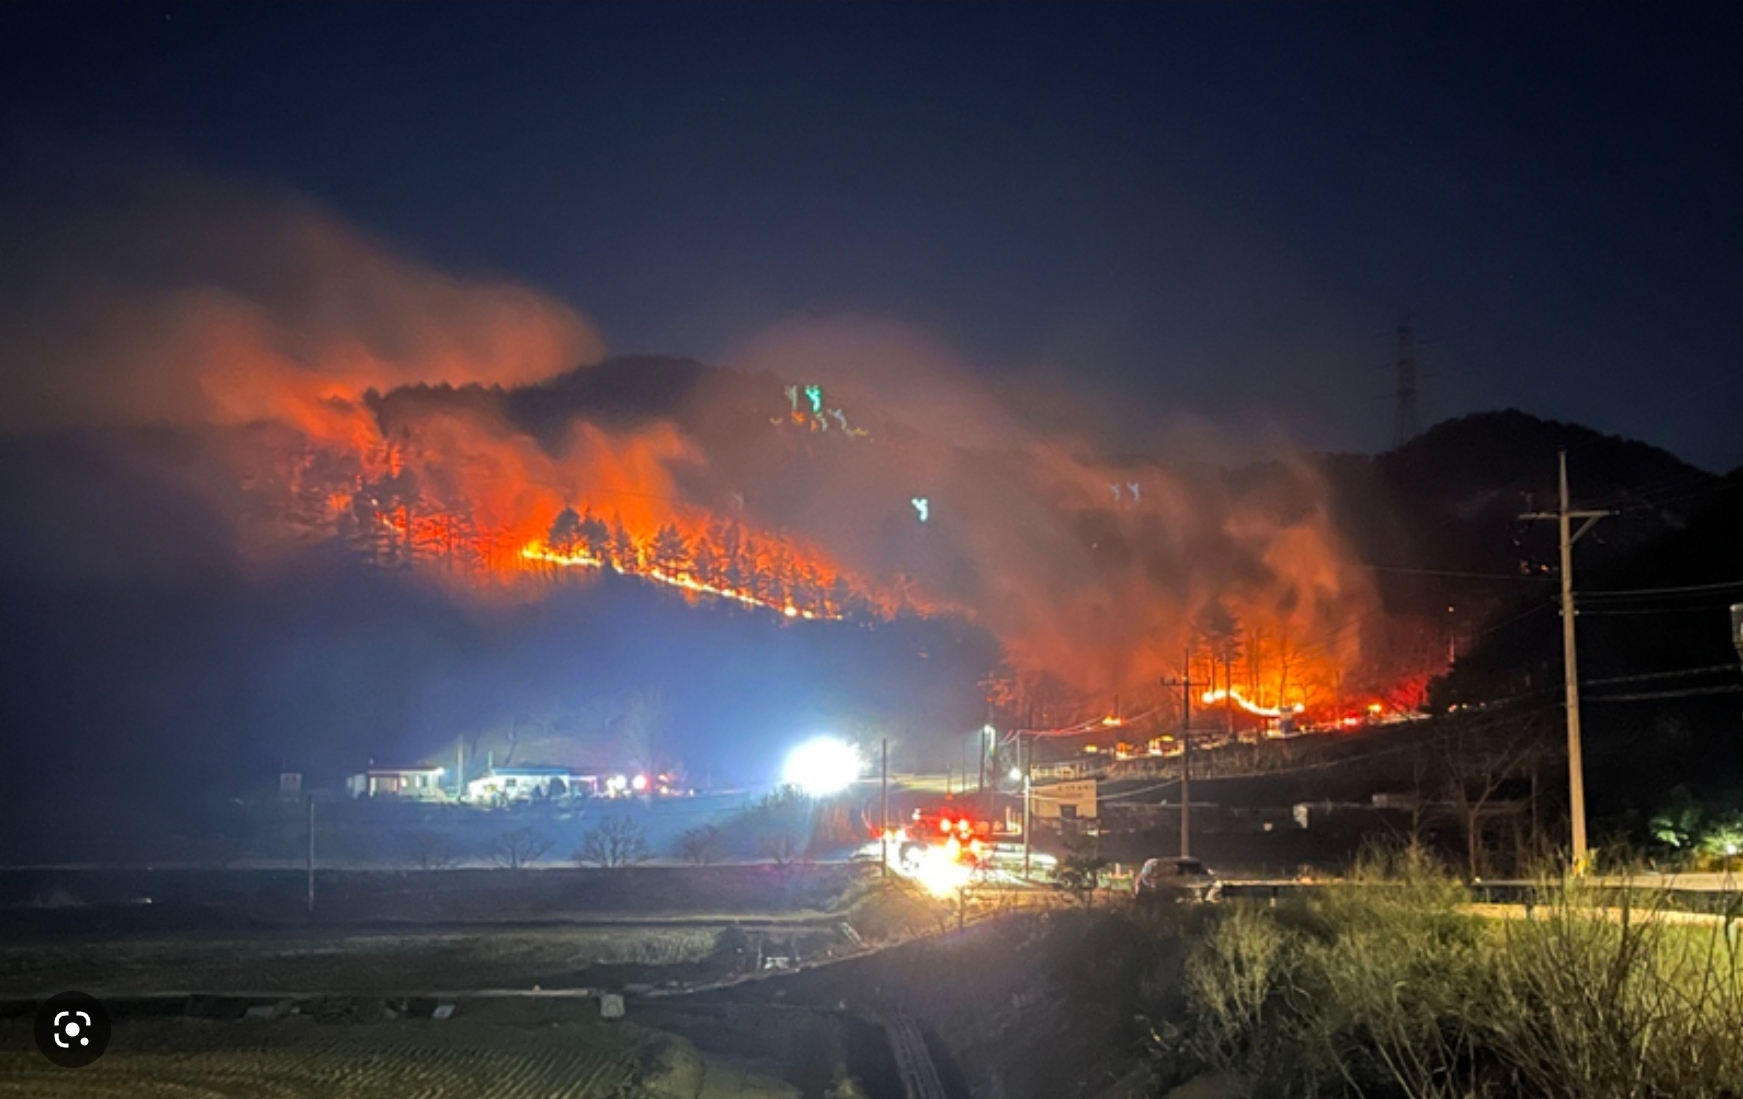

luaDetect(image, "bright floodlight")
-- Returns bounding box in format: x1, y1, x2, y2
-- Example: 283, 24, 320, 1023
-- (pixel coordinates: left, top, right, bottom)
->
783, 737, 862, 797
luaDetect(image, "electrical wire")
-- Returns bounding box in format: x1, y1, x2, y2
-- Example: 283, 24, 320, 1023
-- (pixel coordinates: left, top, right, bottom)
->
1586, 684, 1743, 703
1581, 664, 1742, 687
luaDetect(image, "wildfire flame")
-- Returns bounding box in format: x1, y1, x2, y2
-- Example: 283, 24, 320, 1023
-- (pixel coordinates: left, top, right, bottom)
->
1199, 687, 1292, 719
520, 540, 827, 620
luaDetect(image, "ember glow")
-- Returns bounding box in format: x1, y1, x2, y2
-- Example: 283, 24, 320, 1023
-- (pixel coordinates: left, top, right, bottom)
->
520, 539, 828, 620
1199, 687, 1291, 719
1, 165, 1453, 718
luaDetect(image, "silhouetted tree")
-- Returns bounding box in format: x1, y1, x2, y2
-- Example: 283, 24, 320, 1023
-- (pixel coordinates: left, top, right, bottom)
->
579, 817, 649, 867
651, 523, 691, 574
546, 506, 582, 556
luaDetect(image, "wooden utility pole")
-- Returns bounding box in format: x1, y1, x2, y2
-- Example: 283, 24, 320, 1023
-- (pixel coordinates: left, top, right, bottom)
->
305, 795, 316, 917
1521, 450, 1610, 870
1021, 732, 1033, 880
880, 738, 890, 879
1160, 655, 1200, 859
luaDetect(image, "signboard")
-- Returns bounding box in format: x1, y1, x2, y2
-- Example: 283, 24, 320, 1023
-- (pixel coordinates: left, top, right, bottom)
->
1032, 778, 1098, 820
278, 772, 303, 795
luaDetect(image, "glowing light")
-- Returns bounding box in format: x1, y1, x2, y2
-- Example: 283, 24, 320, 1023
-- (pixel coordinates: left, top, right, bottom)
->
631, 774, 649, 792
782, 737, 862, 797
1200, 687, 1288, 719
911, 497, 929, 523
521, 542, 837, 621
1009, 767, 1022, 781
911, 844, 972, 897
1102, 715, 1122, 727
606, 775, 628, 794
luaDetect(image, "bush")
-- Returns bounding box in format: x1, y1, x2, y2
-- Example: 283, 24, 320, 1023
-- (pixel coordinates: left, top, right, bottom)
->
758, 831, 803, 867
404, 829, 458, 870
675, 823, 722, 866
487, 826, 553, 869
578, 816, 649, 867
1483, 876, 1743, 1099
1049, 841, 1108, 908
1166, 845, 1743, 1099
1183, 904, 1295, 1068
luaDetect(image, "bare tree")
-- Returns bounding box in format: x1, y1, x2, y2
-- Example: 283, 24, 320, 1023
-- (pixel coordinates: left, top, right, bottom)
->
758, 831, 803, 868
488, 826, 554, 869
406, 829, 458, 870
676, 824, 723, 866
1436, 713, 1550, 879
579, 816, 649, 868
615, 691, 671, 780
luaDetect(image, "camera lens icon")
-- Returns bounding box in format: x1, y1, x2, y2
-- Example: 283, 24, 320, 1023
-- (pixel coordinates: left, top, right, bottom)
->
34, 991, 110, 1068
55, 1010, 92, 1046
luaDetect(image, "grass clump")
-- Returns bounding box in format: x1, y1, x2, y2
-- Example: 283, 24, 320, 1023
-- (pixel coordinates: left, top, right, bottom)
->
1168, 846, 1743, 1098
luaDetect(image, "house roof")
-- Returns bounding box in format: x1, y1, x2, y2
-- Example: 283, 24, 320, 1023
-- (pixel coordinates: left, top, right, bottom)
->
361, 765, 445, 776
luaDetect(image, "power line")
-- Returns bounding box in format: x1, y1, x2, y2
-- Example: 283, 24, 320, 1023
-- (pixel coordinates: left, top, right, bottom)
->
1578, 606, 1733, 617
1586, 684, 1743, 703
1580, 578, 1743, 601
1582, 664, 1742, 687
1363, 564, 1550, 583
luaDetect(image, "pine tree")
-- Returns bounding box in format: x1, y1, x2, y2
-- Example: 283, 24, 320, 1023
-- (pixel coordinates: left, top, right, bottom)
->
651, 523, 691, 575
547, 506, 583, 557
609, 517, 639, 571
579, 509, 610, 561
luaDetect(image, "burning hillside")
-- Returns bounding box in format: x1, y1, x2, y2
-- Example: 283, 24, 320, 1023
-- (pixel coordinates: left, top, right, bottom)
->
0, 159, 1444, 724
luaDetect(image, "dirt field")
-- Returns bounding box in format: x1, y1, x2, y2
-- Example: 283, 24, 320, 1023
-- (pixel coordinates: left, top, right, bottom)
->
0, 870, 977, 1098
0, 926, 728, 997
0, 1009, 798, 1098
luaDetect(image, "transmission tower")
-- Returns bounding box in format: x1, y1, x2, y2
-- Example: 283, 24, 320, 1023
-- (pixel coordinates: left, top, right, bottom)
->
1394, 316, 1420, 446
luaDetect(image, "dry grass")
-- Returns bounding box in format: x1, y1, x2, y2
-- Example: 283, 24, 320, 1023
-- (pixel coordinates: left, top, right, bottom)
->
0, 1019, 650, 1099
0, 927, 720, 996
1175, 850, 1743, 1098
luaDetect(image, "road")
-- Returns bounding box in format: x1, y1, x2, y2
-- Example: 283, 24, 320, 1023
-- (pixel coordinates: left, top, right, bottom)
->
884, 1012, 948, 1099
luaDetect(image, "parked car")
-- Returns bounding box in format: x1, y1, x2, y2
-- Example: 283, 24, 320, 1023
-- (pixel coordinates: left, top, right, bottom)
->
1133, 856, 1222, 902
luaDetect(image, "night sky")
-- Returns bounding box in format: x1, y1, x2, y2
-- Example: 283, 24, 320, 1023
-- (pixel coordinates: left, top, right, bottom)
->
4, 2, 1740, 467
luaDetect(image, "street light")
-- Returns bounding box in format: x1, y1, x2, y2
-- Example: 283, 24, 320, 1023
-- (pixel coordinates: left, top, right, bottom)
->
782, 737, 862, 797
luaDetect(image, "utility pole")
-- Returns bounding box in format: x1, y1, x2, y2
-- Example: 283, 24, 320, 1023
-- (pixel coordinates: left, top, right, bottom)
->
980, 700, 994, 797
305, 795, 316, 917
880, 738, 890, 879
1021, 731, 1033, 880
455, 735, 465, 799
1160, 654, 1200, 859
1521, 450, 1611, 870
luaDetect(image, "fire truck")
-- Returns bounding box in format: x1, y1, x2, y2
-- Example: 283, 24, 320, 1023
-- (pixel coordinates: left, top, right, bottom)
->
896, 805, 996, 869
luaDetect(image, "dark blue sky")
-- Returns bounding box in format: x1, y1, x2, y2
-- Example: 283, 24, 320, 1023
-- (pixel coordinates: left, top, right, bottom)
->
4, 2, 1740, 467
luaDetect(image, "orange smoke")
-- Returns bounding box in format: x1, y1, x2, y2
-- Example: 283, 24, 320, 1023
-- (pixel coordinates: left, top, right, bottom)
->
3, 160, 1446, 714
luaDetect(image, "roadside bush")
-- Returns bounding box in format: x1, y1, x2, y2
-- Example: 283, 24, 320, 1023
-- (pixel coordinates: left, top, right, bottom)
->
487, 826, 554, 869
578, 816, 649, 867
1050, 840, 1108, 908
1483, 877, 1743, 1099
1182, 904, 1295, 1069
1285, 847, 1486, 1098
675, 823, 722, 866
1168, 845, 1743, 1099
758, 831, 804, 867
403, 829, 458, 870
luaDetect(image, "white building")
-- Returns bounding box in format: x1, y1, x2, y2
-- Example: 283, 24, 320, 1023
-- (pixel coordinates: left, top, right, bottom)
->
346, 765, 447, 800
465, 766, 597, 803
